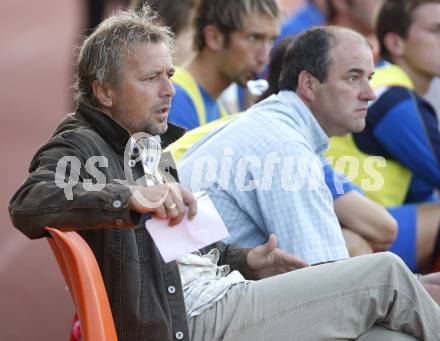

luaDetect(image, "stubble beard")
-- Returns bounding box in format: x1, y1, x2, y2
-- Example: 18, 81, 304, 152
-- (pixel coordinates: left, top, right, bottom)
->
112, 105, 168, 136
144, 119, 167, 136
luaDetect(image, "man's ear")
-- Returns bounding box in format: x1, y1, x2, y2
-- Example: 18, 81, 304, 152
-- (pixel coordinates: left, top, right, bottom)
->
92, 80, 113, 108
383, 32, 405, 59
297, 70, 318, 102
203, 25, 225, 51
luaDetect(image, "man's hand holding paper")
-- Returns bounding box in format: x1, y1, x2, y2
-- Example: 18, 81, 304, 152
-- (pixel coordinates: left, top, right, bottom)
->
145, 192, 229, 262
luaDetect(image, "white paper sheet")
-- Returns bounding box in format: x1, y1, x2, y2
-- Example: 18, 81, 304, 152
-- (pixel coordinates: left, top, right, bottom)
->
145, 193, 230, 263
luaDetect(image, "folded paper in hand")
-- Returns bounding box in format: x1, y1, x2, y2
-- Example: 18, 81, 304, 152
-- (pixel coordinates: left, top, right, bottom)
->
145, 193, 230, 263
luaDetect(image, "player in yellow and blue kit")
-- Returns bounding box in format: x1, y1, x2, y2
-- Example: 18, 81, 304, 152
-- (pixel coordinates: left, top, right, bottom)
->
328, 0, 440, 271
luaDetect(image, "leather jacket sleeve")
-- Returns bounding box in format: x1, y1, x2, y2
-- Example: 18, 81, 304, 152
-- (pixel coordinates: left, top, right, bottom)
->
9, 132, 138, 239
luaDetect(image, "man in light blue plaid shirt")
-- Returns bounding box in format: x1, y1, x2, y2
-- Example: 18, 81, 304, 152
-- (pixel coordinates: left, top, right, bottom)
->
178, 25, 379, 265
179, 89, 349, 265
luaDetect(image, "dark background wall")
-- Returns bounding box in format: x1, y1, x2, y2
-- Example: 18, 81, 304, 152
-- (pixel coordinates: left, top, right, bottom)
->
1, 1, 80, 339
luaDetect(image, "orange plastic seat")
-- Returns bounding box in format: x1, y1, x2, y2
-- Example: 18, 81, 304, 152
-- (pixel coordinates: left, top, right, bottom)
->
46, 227, 117, 341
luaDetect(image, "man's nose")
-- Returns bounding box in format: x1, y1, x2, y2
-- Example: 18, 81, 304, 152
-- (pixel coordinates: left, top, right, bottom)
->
256, 40, 272, 67
362, 81, 376, 102
160, 77, 176, 98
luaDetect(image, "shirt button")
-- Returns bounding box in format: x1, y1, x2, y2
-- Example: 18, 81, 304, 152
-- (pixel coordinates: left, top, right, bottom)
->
112, 200, 122, 208
167, 285, 176, 294
115, 219, 124, 226
175, 331, 184, 340
128, 159, 136, 168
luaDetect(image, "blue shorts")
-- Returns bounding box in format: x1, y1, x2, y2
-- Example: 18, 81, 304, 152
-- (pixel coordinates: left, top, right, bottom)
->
388, 204, 417, 271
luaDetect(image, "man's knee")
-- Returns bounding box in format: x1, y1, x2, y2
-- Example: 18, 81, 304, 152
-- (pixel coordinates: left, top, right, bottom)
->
373, 252, 408, 272
351, 252, 412, 287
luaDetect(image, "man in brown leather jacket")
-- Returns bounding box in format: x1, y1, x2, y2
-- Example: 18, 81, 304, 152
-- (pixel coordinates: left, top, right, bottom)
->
9, 5, 440, 341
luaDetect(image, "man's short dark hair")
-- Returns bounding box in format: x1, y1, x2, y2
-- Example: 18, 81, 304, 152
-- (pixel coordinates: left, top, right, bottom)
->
278, 27, 337, 92
259, 36, 296, 101
193, 0, 279, 52
377, 0, 440, 62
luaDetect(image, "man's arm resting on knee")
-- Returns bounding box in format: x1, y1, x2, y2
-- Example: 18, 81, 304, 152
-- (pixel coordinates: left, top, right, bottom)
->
335, 191, 398, 251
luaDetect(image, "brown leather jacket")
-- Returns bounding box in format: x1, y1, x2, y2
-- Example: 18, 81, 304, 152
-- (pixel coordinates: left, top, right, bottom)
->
9, 103, 256, 341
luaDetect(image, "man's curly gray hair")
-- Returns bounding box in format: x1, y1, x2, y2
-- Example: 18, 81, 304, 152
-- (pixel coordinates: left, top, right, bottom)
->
74, 5, 174, 106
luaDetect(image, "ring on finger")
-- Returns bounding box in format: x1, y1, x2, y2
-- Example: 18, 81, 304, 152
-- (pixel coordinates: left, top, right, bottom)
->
167, 203, 177, 210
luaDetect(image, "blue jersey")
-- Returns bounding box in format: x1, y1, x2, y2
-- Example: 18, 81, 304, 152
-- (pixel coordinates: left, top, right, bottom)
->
353, 86, 440, 203
169, 83, 222, 130
321, 157, 357, 200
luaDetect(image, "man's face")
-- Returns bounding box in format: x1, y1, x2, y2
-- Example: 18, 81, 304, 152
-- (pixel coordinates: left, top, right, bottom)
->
400, 3, 440, 80
311, 34, 376, 137
109, 42, 176, 135
218, 12, 279, 87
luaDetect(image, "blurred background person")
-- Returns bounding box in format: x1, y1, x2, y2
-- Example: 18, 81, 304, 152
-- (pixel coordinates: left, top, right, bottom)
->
130, 0, 196, 66
168, 0, 280, 130
278, 0, 384, 62
327, 0, 440, 273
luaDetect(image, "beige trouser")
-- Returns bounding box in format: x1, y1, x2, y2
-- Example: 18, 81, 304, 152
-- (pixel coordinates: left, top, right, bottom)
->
188, 252, 440, 340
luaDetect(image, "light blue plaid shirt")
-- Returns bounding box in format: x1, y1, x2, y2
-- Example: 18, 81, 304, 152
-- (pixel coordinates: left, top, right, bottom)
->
179, 91, 349, 264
